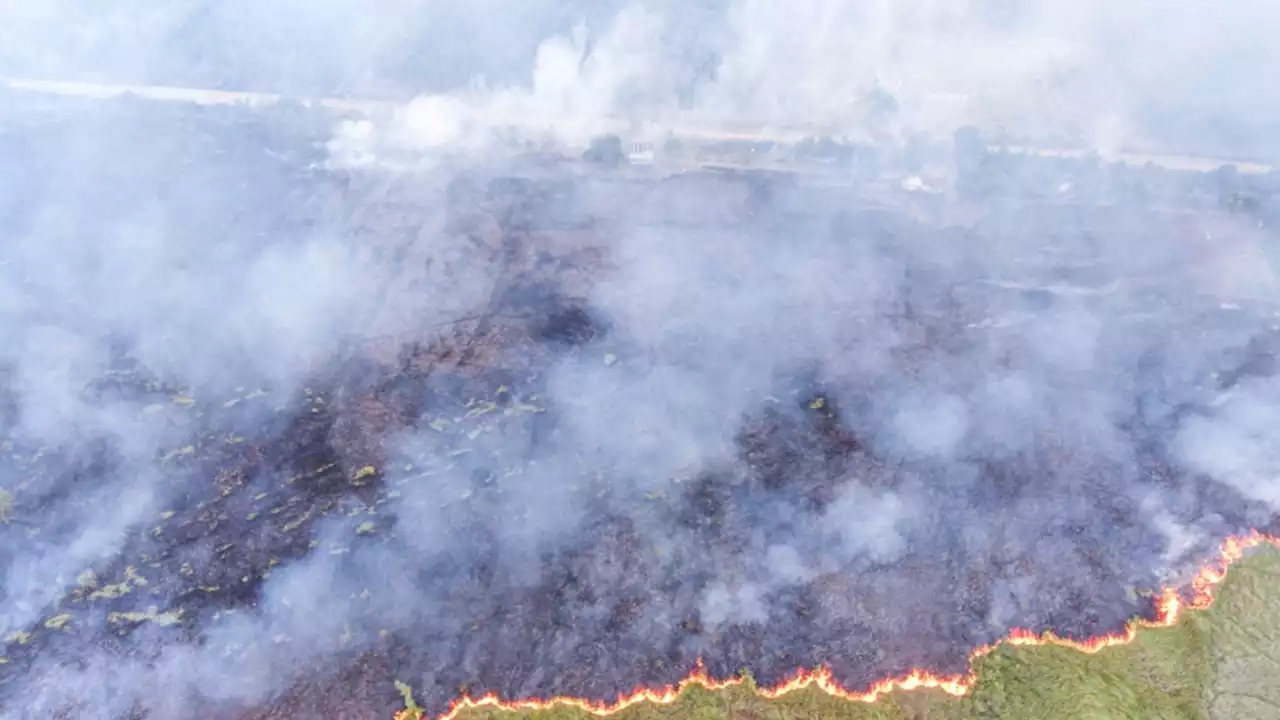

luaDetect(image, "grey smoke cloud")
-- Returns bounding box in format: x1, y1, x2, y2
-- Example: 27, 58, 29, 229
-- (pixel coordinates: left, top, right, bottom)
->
361, 0, 1280, 156
8, 1, 1275, 154
1178, 378, 1280, 510
1, 0, 1280, 718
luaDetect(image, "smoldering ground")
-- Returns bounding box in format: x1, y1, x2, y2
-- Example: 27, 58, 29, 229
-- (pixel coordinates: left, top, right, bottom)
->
4, 2, 1280, 719
2, 86, 1280, 720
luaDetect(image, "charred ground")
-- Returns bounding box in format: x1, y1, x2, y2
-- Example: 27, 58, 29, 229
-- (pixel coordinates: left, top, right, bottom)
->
2, 97, 1280, 719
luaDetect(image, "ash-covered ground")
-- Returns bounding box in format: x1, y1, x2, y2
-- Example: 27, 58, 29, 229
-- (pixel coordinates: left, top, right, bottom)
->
2, 95, 1280, 720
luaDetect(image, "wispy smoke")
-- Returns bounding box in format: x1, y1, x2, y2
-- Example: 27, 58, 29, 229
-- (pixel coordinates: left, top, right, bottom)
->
1, 1, 1279, 718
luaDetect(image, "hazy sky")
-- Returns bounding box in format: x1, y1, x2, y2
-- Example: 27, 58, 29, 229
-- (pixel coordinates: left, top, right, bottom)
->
2, 0, 1278, 154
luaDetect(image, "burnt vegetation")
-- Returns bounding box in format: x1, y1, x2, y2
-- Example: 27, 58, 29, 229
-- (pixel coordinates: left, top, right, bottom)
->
2, 97, 1280, 719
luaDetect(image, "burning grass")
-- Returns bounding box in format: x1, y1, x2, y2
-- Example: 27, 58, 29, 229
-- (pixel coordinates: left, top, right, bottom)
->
3, 105, 1280, 719
400, 542, 1280, 720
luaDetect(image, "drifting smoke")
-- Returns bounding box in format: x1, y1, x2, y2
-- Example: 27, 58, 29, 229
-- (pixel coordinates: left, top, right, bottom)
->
6, 0, 1280, 152
1, 1, 1280, 719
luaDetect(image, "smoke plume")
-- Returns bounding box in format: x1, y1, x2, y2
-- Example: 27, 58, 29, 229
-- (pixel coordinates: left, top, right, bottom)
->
1, 1, 1280, 718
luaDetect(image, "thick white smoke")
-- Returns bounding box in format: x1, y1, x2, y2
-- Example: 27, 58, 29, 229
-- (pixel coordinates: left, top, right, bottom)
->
1, 1, 1278, 718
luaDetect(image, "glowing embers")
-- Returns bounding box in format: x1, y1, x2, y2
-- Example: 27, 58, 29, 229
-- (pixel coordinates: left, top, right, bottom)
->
397, 531, 1279, 720
400, 663, 970, 720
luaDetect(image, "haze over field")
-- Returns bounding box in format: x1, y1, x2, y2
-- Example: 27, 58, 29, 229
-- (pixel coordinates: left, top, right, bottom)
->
1, 2, 1279, 719
3, 0, 1280, 155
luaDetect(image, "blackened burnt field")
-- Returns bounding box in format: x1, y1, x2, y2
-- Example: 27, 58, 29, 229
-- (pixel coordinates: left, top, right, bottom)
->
3, 102, 1280, 719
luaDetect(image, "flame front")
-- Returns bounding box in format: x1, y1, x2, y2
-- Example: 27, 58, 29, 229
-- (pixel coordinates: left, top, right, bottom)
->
397, 530, 1279, 720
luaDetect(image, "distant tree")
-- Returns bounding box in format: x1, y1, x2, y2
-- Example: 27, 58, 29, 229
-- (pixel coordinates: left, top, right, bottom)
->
865, 86, 900, 121
952, 126, 986, 176
583, 135, 624, 168
953, 126, 988, 199
902, 133, 937, 174
863, 86, 900, 144
1215, 164, 1243, 210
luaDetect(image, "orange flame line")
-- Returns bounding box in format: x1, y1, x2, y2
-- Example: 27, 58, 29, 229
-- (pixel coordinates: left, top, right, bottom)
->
397, 530, 1279, 720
